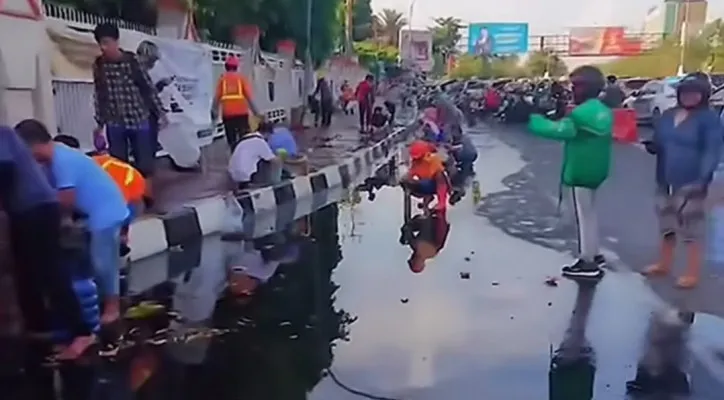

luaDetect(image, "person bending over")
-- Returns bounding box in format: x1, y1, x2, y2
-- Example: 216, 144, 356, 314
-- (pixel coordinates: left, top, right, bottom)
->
0, 126, 94, 362
16, 120, 129, 324
228, 121, 282, 190
53, 134, 146, 257
401, 140, 450, 211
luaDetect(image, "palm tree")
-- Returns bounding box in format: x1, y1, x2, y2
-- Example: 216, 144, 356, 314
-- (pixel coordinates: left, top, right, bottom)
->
374, 8, 407, 47
430, 16, 463, 58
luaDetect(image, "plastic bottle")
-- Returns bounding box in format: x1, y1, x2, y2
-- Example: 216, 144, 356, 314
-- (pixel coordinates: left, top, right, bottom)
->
471, 180, 482, 206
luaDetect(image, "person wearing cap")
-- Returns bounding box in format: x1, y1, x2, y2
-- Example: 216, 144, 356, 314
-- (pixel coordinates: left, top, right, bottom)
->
401, 140, 450, 211
641, 72, 722, 289
212, 55, 259, 150
528, 65, 613, 281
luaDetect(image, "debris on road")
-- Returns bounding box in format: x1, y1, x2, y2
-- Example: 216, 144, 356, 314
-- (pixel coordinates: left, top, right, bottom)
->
491, 281, 499, 286
464, 256, 471, 262
460, 272, 471, 279
400, 298, 409, 304
545, 277, 559, 287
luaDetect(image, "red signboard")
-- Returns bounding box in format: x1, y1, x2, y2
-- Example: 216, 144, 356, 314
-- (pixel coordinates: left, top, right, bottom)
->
568, 27, 642, 56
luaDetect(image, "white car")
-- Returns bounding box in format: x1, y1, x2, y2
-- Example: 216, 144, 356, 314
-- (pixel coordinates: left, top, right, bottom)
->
623, 79, 678, 123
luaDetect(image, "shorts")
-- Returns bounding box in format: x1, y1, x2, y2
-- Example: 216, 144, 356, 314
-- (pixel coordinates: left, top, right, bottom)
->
655, 185, 706, 242
403, 179, 437, 197
90, 225, 122, 296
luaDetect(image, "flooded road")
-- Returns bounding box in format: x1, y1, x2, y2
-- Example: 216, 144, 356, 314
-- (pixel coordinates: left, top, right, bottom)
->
12, 125, 724, 399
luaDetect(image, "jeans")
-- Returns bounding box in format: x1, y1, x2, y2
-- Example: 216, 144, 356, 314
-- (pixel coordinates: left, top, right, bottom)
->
90, 225, 122, 296
106, 123, 155, 178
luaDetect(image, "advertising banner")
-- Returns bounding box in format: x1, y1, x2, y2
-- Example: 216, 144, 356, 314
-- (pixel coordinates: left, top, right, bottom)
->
467, 23, 529, 56
399, 29, 434, 72
568, 27, 642, 56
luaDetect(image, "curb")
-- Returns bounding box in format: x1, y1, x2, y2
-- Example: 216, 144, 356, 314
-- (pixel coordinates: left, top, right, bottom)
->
127, 126, 414, 261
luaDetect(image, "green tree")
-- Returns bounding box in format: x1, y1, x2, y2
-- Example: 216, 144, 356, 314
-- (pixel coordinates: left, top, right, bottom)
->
374, 8, 406, 47
489, 55, 524, 77
353, 40, 399, 68
52, 0, 343, 66
431, 16, 463, 58
448, 54, 484, 79
524, 50, 568, 77
352, 0, 374, 41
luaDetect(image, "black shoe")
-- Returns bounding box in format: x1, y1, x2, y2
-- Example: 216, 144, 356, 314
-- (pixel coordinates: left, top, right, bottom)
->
119, 243, 131, 258
594, 254, 606, 268
561, 259, 605, 280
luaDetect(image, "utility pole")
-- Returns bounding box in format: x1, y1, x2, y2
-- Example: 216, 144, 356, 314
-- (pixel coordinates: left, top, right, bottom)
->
345, 0, 354, 55
677, 0, 691, 76
302, 0, 313, 109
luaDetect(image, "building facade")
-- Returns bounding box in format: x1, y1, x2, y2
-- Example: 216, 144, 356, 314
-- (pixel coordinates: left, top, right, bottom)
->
643, 0, 708, 39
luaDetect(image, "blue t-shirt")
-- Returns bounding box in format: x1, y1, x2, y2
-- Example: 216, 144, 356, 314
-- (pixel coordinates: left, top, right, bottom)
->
51, 143, 129, 231
0, 126, 57, 213
267, 127, 298, 156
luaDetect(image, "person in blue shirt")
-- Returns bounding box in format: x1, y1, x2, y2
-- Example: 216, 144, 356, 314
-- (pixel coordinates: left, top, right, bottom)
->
641, 72, 723, 289
0, 125, 95, 364
263, 122, 298, 158
16, 119, 129, 324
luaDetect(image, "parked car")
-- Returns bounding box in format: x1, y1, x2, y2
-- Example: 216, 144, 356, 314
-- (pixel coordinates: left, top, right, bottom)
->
621, 77, 650, 97
622, 79, 677, 123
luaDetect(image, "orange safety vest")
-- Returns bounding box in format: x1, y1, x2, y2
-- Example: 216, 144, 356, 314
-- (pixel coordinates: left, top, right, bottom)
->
93, 155, 146, 203
217, 73, 249, 117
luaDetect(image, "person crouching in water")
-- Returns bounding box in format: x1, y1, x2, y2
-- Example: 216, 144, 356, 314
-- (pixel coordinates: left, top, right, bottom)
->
641, 72, 722, 289
16, 120, 130, 325
399, 207, 450, 273
528, 65, 613, 280
53, 135, 146, 258
401, 140, 451, 211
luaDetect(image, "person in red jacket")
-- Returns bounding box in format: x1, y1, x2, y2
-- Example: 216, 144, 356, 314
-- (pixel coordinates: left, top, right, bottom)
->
484, 87, 501, 113
356, 74, 375, 133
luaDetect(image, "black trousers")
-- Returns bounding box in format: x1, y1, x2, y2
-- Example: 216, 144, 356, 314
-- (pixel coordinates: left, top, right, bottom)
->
9, 203, 89, 337
384, 101, 396, 123
222, 115, 250, 150
359, 101, 372, 129
315, 101, 333, 127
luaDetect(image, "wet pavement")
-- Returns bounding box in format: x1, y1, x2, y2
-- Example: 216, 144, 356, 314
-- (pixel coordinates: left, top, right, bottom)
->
7, 123, 724, 399
152, 112, 371, 213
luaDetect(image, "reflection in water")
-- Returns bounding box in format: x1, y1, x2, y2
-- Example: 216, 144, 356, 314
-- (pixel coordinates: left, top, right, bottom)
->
133, 204, 355, 399
3, 204, 355, 400
626, 308, 693, 397
549, 280, 597, 400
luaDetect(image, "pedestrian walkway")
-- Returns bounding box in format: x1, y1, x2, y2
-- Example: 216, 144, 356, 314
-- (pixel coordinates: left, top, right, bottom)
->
152, 112, 366, 213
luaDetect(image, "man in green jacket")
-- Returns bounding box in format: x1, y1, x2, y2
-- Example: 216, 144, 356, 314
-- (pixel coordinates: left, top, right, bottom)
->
528, 65, 613, 280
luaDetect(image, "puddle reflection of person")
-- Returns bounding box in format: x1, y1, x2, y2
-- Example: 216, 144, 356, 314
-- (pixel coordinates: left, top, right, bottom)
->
626, 309, 693, 396
549, 281, 597, 400
399, 208, 450, 273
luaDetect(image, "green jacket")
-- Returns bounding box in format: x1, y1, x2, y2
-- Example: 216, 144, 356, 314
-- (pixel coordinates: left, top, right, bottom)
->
528, 99, 613, 189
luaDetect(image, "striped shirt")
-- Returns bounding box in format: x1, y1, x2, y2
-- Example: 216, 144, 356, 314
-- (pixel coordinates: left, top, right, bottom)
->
92, 52, 164, 130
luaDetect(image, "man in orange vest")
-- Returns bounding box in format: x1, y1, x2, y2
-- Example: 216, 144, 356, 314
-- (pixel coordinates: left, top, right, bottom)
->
54, 135, 145, 256
212, 55, 260, 150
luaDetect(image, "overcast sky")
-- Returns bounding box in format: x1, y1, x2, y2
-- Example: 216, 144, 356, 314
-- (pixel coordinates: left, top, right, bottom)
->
371, 0, 724, 34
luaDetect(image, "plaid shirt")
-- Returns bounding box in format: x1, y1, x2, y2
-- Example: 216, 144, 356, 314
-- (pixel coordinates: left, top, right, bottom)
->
93, 52, 165, 130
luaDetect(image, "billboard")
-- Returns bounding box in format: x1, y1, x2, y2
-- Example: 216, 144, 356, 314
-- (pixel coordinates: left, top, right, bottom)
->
467, 23, 529, 56
568, 27, 643, 56
399, 29, 434, 72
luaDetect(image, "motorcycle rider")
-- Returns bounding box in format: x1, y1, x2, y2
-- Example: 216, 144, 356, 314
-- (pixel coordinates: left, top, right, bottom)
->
641, 72, 721, 289
528, 65, 613, 280
601, 75, 626, 109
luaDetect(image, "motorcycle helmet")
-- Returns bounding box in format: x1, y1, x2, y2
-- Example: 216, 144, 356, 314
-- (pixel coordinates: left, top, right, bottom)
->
568, 65, 605, 105
676, 72, 710, 109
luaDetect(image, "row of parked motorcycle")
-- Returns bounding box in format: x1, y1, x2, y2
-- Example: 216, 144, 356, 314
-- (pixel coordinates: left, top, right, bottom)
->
418, 78, 571, 126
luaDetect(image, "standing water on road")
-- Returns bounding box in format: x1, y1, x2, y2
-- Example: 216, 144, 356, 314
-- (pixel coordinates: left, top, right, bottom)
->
6, 129, 724, 399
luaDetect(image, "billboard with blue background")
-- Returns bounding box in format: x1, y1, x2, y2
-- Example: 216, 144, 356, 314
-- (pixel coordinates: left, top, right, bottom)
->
467, 23, 529, 56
